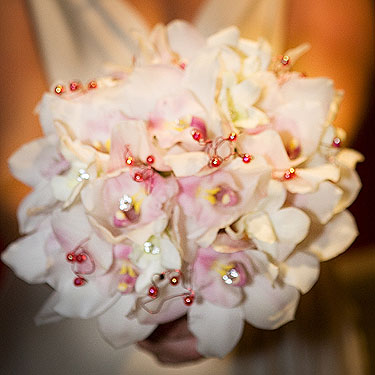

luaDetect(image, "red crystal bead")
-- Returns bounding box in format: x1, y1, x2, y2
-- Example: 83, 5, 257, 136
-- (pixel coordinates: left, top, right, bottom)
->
281, 55, 290, 65
88, 80, 97, 89
125, 156, 134, 166
192, 129, 202, 142
184, 294, 194, 306
75, 253, 87, 263
179, 62, 186, 70
66, 253, 75, 262
148, 286, 159, 299
170, 276, 179, 286
74, 277, 86, 287
210, 156, 222, 168
283, 168, 296, 180
69, 81, 81, 91
332, 137, 341, 148
133, 172, 144, 182
242, 153, 253, 163
228, 132, 237, 141
146, 155, 155, 164
54, 84, 65, 95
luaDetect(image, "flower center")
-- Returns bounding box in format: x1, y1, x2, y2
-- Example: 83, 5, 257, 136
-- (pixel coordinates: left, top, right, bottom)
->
212, 261, 247, 287
118, 262, 138, 294
286, 138, 301, 160
113, 194, 141, 227
205, 186, 238, 207
143, 241, 160, 255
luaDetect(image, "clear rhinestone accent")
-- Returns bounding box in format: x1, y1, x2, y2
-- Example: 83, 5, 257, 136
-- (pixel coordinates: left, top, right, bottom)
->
77, 168, 90, 182
119, 195, 133, 212
222, 268, 239, 285
143, 241, 160, 255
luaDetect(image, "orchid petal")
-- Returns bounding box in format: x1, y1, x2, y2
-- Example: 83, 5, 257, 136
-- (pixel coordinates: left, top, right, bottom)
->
281, 251, 320, 294
53, 278, 119, 319
97, 295, 157, 348
1, 229, 50, 284
243, 275, 300, 329
167, 20, 206, 61
188, 299, 244, 358
309, 210, 358, 261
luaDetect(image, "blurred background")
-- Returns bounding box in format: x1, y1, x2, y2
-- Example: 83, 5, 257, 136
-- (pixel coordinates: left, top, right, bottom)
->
0, 1, 374, 374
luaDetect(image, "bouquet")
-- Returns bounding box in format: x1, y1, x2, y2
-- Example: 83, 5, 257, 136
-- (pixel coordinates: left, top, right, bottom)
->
2, 21, 363, 358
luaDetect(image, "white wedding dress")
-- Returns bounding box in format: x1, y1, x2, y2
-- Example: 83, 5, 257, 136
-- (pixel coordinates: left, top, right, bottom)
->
0, 1, 367, 374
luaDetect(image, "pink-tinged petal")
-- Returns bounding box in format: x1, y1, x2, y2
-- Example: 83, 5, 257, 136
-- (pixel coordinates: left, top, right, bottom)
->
272, 101, 326, 157
108, 121, 170, 173
199, 275, 243, 308
8, 135, 59, 187
17, 183, 57, 234
243, 275, 300, 329
86, 232, 113, 271
238, 130, 291, 170
82, 172, 177, 243
283, 164, 340, 194
120, 65, 183, 119
193, 246, 254, 308
34, 292, 63, 325
281, 251, 320, 294
42, 87, 128, 144
309, 210, 358, 261
167, 20, 206, 61
260, 76, 334, 158
52, 278, 120, 319
149, 91, 207, 150
177, 158, 270, 247
291, 181, 343, 224
52, 205, 91, 252
97, 295, 157, 348
163, 152, 209, 177
183, 48, 220, 113
188, 299, 244, 358
1, 228, 50, 284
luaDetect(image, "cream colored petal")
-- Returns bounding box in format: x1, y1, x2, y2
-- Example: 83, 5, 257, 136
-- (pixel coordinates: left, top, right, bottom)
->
281, 251, 320, 294
243, 276, 300, 329
309, 210, 358, 261
163, 152, 209, 177
188, 300, 244, 358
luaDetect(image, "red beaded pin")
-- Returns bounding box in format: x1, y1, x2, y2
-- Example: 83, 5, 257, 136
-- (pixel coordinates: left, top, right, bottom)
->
148, 286, 159, 299
54, 84, 65, 95
74, 277, 86, 287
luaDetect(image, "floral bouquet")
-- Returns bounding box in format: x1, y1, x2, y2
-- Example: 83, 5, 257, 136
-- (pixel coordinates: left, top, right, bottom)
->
2, 21, 362, 358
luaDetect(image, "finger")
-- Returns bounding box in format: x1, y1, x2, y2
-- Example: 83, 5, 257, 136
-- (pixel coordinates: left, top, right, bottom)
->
137, 336, 203, 364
